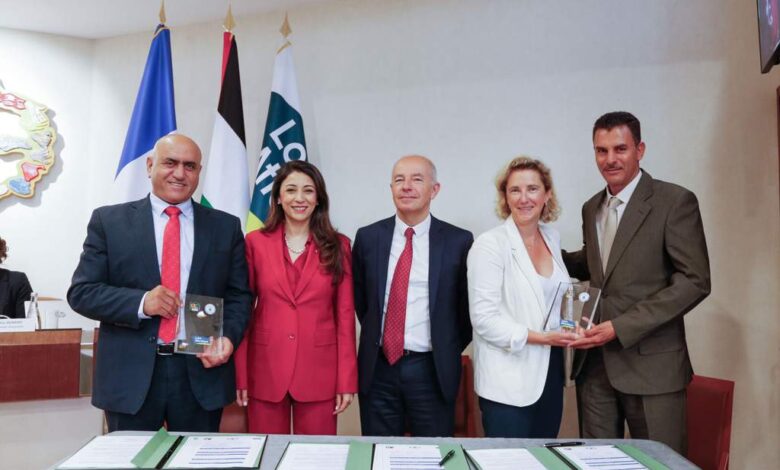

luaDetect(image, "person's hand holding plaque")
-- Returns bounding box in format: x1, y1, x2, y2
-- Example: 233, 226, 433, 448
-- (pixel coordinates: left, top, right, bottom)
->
143, 285, 181, 319
528, 330, 579, 347
197, 336, 233, 368
569, 320, 617, 349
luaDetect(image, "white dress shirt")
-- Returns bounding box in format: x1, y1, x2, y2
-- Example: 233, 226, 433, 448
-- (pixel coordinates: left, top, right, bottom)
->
138, 194, 195, 336
537, 260, 570, 331
381, 214, 432, 352
596, 169, 643, 247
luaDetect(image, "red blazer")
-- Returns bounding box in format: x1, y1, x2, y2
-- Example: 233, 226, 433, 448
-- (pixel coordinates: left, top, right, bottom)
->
235, 228, 358, 403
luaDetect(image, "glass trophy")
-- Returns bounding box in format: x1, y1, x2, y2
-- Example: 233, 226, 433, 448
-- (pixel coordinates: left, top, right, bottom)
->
174, 294, 224, 355
544, 281, 601, 335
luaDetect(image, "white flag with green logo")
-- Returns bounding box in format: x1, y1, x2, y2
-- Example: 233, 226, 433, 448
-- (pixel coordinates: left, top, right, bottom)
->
248, 16, 307, 232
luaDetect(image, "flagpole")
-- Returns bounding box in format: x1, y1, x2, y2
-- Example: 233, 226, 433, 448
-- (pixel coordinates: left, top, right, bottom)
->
224, 4, 236, 32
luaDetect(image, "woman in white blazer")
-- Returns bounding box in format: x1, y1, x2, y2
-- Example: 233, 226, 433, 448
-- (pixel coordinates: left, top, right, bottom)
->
467, 156, 576, 438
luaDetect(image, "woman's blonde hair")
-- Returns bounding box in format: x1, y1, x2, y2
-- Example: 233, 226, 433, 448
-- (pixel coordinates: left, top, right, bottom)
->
495, 156, 560, 223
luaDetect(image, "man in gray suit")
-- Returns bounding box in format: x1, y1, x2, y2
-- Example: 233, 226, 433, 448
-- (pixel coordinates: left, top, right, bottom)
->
564, 111, 711, 454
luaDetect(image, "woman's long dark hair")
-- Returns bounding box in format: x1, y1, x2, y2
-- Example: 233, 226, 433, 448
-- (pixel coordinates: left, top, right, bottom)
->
263, 161, 343, 282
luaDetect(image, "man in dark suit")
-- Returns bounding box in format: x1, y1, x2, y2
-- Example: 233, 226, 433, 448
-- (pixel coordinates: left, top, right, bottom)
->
565, 112, 711, 453
68, 134, 252, 432
353, 155, 473, 437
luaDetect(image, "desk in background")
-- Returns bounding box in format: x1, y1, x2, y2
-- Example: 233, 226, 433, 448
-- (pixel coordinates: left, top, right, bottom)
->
0, 324, 103, 469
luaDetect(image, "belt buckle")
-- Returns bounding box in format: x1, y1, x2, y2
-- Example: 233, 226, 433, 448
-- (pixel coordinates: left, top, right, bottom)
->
157, 343, 175, 355
402, 349, 431, 357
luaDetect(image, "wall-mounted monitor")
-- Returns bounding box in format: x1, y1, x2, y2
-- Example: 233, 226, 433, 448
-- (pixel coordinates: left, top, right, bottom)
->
758, 0, 780, 73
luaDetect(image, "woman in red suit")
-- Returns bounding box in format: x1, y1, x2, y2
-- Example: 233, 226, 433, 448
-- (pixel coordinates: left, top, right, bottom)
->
235, 161, 358, 434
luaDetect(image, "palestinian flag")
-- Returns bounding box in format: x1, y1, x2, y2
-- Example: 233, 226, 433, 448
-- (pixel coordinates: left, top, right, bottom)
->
201, 30, 249, 227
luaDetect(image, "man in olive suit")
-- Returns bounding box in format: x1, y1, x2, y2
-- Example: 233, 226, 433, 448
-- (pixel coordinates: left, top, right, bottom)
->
565, 112, 711, 454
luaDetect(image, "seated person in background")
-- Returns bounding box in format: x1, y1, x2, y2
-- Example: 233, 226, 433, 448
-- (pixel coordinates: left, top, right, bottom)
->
467, 157, 576, 438
0, 236, 33, 319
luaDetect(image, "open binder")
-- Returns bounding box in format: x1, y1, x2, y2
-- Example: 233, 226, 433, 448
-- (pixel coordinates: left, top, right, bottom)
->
274, 441, 373, 470
466, 444, 670, 470
275, 442, 469, 470
57, 428, 266, 469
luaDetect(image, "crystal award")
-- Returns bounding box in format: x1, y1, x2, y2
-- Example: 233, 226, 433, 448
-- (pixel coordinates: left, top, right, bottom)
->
174, 294, 224, 355
544, 281, 601, 334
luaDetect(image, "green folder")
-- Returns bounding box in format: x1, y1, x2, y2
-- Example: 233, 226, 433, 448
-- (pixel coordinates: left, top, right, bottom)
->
545, 444, 670, 470
437, 444, 469, 470
464, 447, 572, 470
274, 441, 373, 470
345, 441, 374, 470
350, 443, 467, 470
616, 444, 670, 470
527, 447, 577, 470
464, 445, 668, 470
128, 428, 267, 469
163, 434, 265, 469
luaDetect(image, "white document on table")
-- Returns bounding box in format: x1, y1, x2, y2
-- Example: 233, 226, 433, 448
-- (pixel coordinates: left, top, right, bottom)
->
556, 445, 648, 470
163, 435, 266, 468
57, 435, 153, 469
465, 448, 546, 470
372, 444, 442, 470
276, 443, 350, 470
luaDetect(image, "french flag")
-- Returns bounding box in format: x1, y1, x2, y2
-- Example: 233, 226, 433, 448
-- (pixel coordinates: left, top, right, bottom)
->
113, 23, 176, 203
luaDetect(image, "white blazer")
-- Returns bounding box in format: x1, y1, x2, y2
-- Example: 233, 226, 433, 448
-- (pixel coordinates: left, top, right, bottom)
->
467, 217, 569, 407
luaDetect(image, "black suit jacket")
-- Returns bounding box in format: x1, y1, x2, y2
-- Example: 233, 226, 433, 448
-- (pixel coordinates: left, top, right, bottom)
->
0, 268, 33, 319
67, 196, 252, 414
352, 215, 473, 403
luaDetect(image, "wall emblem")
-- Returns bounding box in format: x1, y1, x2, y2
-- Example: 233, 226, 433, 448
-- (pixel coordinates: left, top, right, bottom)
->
0, 89, 57, 199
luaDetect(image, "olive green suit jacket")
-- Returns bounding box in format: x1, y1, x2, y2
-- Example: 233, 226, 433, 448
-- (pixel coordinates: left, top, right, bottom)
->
565, 171, 711, 395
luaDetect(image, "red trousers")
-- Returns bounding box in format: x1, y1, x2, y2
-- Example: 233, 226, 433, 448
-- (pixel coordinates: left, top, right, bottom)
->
247, 394, 337, 435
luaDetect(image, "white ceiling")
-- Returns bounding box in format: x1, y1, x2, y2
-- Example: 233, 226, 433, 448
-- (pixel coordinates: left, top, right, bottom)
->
0, 0, 333, 39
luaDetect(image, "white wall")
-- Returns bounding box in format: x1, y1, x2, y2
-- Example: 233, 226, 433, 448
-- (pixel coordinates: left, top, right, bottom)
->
0, 28, 104, 470
1, 0, 778, 468
0, 28, 95, 297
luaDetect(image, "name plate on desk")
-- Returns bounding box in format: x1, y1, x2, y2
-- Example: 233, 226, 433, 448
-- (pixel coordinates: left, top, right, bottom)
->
0, 317, 35, 332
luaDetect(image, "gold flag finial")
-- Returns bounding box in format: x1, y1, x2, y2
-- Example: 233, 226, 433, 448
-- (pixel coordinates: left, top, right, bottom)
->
280, 12, 292, 38
159, 0, 166, 24
224, 4, 236, 32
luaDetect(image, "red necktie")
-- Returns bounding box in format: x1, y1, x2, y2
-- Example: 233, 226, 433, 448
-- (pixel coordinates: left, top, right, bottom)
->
383, 227, 415, 365
158, 206, 181, 343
